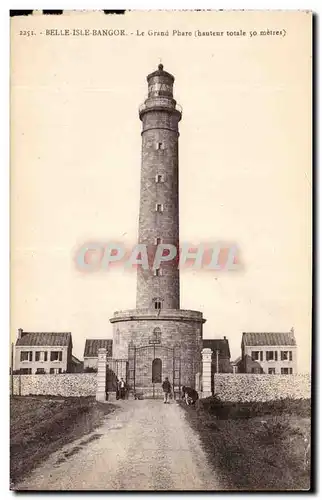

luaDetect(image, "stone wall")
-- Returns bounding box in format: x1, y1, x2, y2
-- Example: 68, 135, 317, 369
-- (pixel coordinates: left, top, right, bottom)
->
212, 374, 311, 402
11, 373, 97, 397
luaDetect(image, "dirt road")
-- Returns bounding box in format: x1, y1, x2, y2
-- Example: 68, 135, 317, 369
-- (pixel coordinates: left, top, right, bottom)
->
16, 399, 220, 491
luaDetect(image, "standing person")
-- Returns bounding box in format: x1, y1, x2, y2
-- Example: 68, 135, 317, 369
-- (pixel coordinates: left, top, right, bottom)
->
116, 377, 120, 400
119, 377, 126, 400
162, 377, 171, 404
182, 386, 199, 405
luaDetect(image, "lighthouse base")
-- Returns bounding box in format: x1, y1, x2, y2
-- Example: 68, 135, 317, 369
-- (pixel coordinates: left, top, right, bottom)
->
110, 308, 205, 396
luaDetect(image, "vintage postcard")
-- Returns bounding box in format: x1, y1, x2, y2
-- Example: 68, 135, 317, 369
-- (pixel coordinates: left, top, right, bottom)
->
10, 10, 312, 491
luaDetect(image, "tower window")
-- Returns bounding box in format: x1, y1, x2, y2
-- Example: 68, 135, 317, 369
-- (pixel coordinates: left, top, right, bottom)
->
155, 174, 164, 183
154, 300, 162, 310
149, 327, 161, 345
156, 142, 164, 150
155, 203, 163, 213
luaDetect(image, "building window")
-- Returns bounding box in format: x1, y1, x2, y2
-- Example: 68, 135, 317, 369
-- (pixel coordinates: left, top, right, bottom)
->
155, 237, 162, 245
155, 142, 164, 150
281, 367, 292, 375
281, 351, 289, 361
153, 268, 162, 276
50, 351, 62, 362
35, 351, 48, 362
20, 368, 32, 375
156, 203, 163, 213
36, 368, 46, 374
155, 174, 164, 183
50, 368, 62, 374
289, 351, 293, 361
266, 351, 277, 361
152, 358, 162, 383
251, 351, 260, 361
20, 351, 32, 362
268, 368, 276, 374
36, 351, 48, 362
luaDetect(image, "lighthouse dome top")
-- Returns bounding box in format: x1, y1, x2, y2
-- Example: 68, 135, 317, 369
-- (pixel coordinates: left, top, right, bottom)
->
146, 63, 175, 83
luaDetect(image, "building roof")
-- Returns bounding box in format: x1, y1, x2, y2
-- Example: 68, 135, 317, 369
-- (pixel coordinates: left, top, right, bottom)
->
147, 64, 175, 82
71, 355, 82, 365
203, 339, 231, 358
16, 332, 72, 347
231, 356, 242, 365
242, 331, 296, 346
84, 339, 113, 358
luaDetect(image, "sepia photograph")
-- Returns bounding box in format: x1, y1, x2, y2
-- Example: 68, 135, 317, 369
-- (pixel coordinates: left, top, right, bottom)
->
10, 9, 312, 491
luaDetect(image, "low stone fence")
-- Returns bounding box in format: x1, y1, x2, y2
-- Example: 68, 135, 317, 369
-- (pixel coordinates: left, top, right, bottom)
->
212, 374, 311, 402
11, 373, 97, 397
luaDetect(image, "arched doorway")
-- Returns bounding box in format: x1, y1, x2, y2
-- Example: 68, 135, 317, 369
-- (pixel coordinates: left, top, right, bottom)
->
152, 358, 162, 383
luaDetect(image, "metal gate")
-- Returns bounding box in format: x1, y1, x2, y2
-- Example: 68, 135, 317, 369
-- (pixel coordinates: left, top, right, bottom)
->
106, 359, 128, 392
128, 343, 181, 399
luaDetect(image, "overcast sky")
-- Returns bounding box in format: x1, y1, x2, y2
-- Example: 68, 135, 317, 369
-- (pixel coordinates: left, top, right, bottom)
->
11, 11, 311, 372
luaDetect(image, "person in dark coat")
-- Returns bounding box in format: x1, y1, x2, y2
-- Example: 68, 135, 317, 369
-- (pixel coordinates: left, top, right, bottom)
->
162, 377, 172, 404
116, 378, 120, 400
182, 386, 199, 405
119, 378, 126, 400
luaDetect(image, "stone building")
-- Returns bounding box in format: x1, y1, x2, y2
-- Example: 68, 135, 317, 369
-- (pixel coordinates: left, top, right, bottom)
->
14, 329, 73, 374
83, 339, 113, 371
240, 330, 297, 374
110, 65, 206, 397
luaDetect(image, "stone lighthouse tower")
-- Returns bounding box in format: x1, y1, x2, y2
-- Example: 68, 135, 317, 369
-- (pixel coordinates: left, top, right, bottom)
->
136, 63, 180, 311
110, 65, 205, 397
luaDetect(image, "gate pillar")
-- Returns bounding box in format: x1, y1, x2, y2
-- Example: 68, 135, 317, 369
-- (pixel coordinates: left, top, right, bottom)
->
195, 371, 201, 392
96, 347, 107, 402
201, 348, 212, 398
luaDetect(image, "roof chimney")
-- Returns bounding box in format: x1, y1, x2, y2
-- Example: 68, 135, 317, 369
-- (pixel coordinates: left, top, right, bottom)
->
17, 328, 23, 339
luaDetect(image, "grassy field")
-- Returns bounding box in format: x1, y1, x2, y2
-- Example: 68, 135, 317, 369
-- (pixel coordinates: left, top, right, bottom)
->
181, 397, 311, 491
10, 396, 115, 487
